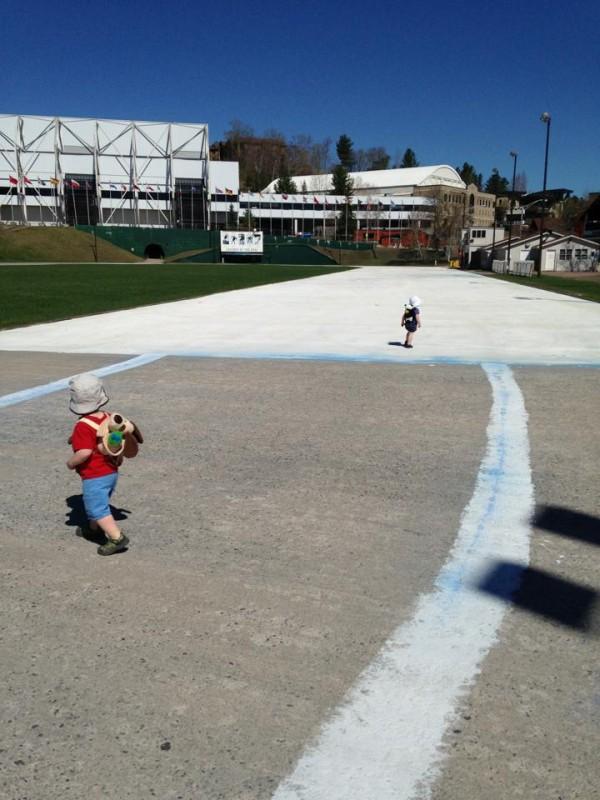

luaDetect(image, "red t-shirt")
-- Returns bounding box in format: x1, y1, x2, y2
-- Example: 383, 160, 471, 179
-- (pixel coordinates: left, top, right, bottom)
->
71, 412, 118, 479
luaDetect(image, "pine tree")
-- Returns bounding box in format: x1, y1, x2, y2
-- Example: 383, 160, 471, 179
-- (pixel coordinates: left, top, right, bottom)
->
336, 135, 355, 170
226, 203, 238, 229
456, 162, 482, 189
331, 165, 354, 196
337, 202, 357, 240
400, 148, 419, 168
274, 174, 297, 193
485, 168, 510, 195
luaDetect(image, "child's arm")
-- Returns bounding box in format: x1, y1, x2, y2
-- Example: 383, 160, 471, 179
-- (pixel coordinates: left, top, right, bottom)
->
66, 449, 93, 470
415, 310, 422, 328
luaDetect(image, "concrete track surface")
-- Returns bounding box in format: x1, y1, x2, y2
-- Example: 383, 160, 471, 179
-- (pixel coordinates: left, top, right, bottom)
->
0, 267, 599, 800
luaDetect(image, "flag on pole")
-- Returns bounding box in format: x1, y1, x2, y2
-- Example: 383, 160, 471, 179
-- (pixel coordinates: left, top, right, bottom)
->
23, 176, 33, 185
37, 177, 47, 186
9, 176, 19, 186
282, 194, 288, 200
313, 196, 321, 204
121, 184, 128, 192
48, 177, 60, 186
215, 186, 224, 194
225, 187, 234, 195
132, 182, 140, 191
109, 183, 117, 189
70, 179, 81, 189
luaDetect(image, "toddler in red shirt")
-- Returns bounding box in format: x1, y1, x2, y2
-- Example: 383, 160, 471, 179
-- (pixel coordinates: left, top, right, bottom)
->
67, 373, 129, 556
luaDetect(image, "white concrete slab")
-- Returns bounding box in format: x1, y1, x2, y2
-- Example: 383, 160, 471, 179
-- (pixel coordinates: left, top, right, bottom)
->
0, 267, 598, 365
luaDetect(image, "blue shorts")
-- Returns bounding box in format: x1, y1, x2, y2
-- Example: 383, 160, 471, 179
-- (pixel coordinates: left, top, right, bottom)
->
82, 473, 118, 521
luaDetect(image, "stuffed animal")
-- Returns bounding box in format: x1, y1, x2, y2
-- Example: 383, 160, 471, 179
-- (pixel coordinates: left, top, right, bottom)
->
96, 413, 143, 458
70, 412, 143, 461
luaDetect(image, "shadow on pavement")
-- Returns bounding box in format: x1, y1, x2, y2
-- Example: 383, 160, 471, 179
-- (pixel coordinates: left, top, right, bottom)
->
477, 561, 598, 633
65, 494, 131, 545
533, 505, 600, 546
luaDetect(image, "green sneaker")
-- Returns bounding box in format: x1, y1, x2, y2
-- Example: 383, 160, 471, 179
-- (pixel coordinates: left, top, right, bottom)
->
97, 533, 129, 556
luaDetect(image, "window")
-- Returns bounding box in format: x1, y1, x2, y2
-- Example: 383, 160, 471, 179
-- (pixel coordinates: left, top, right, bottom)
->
559, 249, 572, 260
575, 248, 588, 258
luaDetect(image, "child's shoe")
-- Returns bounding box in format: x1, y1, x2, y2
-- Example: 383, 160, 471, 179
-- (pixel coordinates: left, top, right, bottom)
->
97, 533, 129, 556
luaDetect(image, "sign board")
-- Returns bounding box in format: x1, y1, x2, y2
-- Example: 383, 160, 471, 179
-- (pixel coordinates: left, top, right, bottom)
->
220, 230, 263, 255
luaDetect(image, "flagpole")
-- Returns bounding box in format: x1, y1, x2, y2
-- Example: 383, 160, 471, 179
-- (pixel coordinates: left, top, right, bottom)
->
191, 186, 195, 229
333, 197, 337, 241
70, 182, 78, 226
85, 183, 91, 226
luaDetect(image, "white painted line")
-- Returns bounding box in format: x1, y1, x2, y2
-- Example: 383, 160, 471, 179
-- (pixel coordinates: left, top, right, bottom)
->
272, 363, 534, 800
0, 353, 163, 409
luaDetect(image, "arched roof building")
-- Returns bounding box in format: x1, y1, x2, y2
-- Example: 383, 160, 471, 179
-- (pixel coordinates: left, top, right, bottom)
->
263, 165, 466, 196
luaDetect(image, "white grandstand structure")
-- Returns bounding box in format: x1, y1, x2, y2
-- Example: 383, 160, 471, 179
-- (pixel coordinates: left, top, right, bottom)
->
0, 114, 211, 227
262, 165, 466, 196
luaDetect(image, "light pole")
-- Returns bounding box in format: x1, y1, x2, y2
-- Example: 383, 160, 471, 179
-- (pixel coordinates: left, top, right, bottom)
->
537, 112, 551, 276
506, 151, 518, 270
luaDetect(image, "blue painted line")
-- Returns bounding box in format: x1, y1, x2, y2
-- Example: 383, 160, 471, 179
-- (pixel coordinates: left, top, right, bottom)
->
154, 349, 600, 369
2, 347, 598, 410
0, 353, 164, 409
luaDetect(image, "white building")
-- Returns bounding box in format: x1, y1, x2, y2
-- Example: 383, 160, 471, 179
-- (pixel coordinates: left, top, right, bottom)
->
262, 165, 466, 196
236, 192, 435, 238
482, 231, 600, 271
0, 114, 210, 227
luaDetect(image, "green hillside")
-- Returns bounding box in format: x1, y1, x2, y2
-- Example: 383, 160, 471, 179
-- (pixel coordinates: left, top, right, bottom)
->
0, 226, 141, 262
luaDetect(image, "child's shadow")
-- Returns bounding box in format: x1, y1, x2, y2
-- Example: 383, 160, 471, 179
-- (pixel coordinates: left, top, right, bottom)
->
65, 495, 131, 545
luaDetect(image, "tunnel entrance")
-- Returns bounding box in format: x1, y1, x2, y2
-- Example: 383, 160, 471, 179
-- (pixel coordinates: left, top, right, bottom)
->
144, 243, 165, 259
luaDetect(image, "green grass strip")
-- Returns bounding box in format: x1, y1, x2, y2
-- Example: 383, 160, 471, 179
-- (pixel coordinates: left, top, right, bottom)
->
0, 262, 352, 330
483, 272, 600, 303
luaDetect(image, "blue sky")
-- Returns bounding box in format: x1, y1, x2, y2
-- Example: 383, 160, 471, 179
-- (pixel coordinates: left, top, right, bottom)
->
3, 0, 599, 195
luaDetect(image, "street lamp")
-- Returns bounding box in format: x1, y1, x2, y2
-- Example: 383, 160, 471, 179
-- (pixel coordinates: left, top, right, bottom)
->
537, 112, 551, 276
506, 151, 518, 270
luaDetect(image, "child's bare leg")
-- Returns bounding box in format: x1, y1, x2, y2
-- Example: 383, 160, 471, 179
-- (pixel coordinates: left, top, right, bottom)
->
95, 515, 122, 541
405, 331, 415, 346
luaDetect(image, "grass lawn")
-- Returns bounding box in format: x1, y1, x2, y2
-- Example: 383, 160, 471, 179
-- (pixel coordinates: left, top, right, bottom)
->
0, 226, 139, 262
483, 271, 600, 303
0, 262, 352, 330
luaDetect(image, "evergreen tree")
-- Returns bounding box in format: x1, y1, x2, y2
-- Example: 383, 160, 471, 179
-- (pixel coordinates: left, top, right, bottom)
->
456, 162, 482, 189
337, 202, 357, 240
331, 164, 354, 196
400, 148, 419, 168
274, 173, 297, 193
336, 134, 355, 170
226, 203, 238, 229
239, 207, 256, 230
485, 168, 510, 195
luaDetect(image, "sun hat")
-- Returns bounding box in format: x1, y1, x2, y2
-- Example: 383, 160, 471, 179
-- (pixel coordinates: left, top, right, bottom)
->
408, 295, 422, 307
69, 373, 109, 415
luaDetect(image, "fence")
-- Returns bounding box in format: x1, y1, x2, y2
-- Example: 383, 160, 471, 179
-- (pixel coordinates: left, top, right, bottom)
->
492, 259, 534, 277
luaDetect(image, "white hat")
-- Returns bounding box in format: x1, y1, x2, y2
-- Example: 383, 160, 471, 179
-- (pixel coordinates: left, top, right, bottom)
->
69, 373, 109, 415
409, 295, 422, 307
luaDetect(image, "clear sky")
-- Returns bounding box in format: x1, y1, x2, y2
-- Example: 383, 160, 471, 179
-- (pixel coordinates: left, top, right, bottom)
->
3, 0, 599, 196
